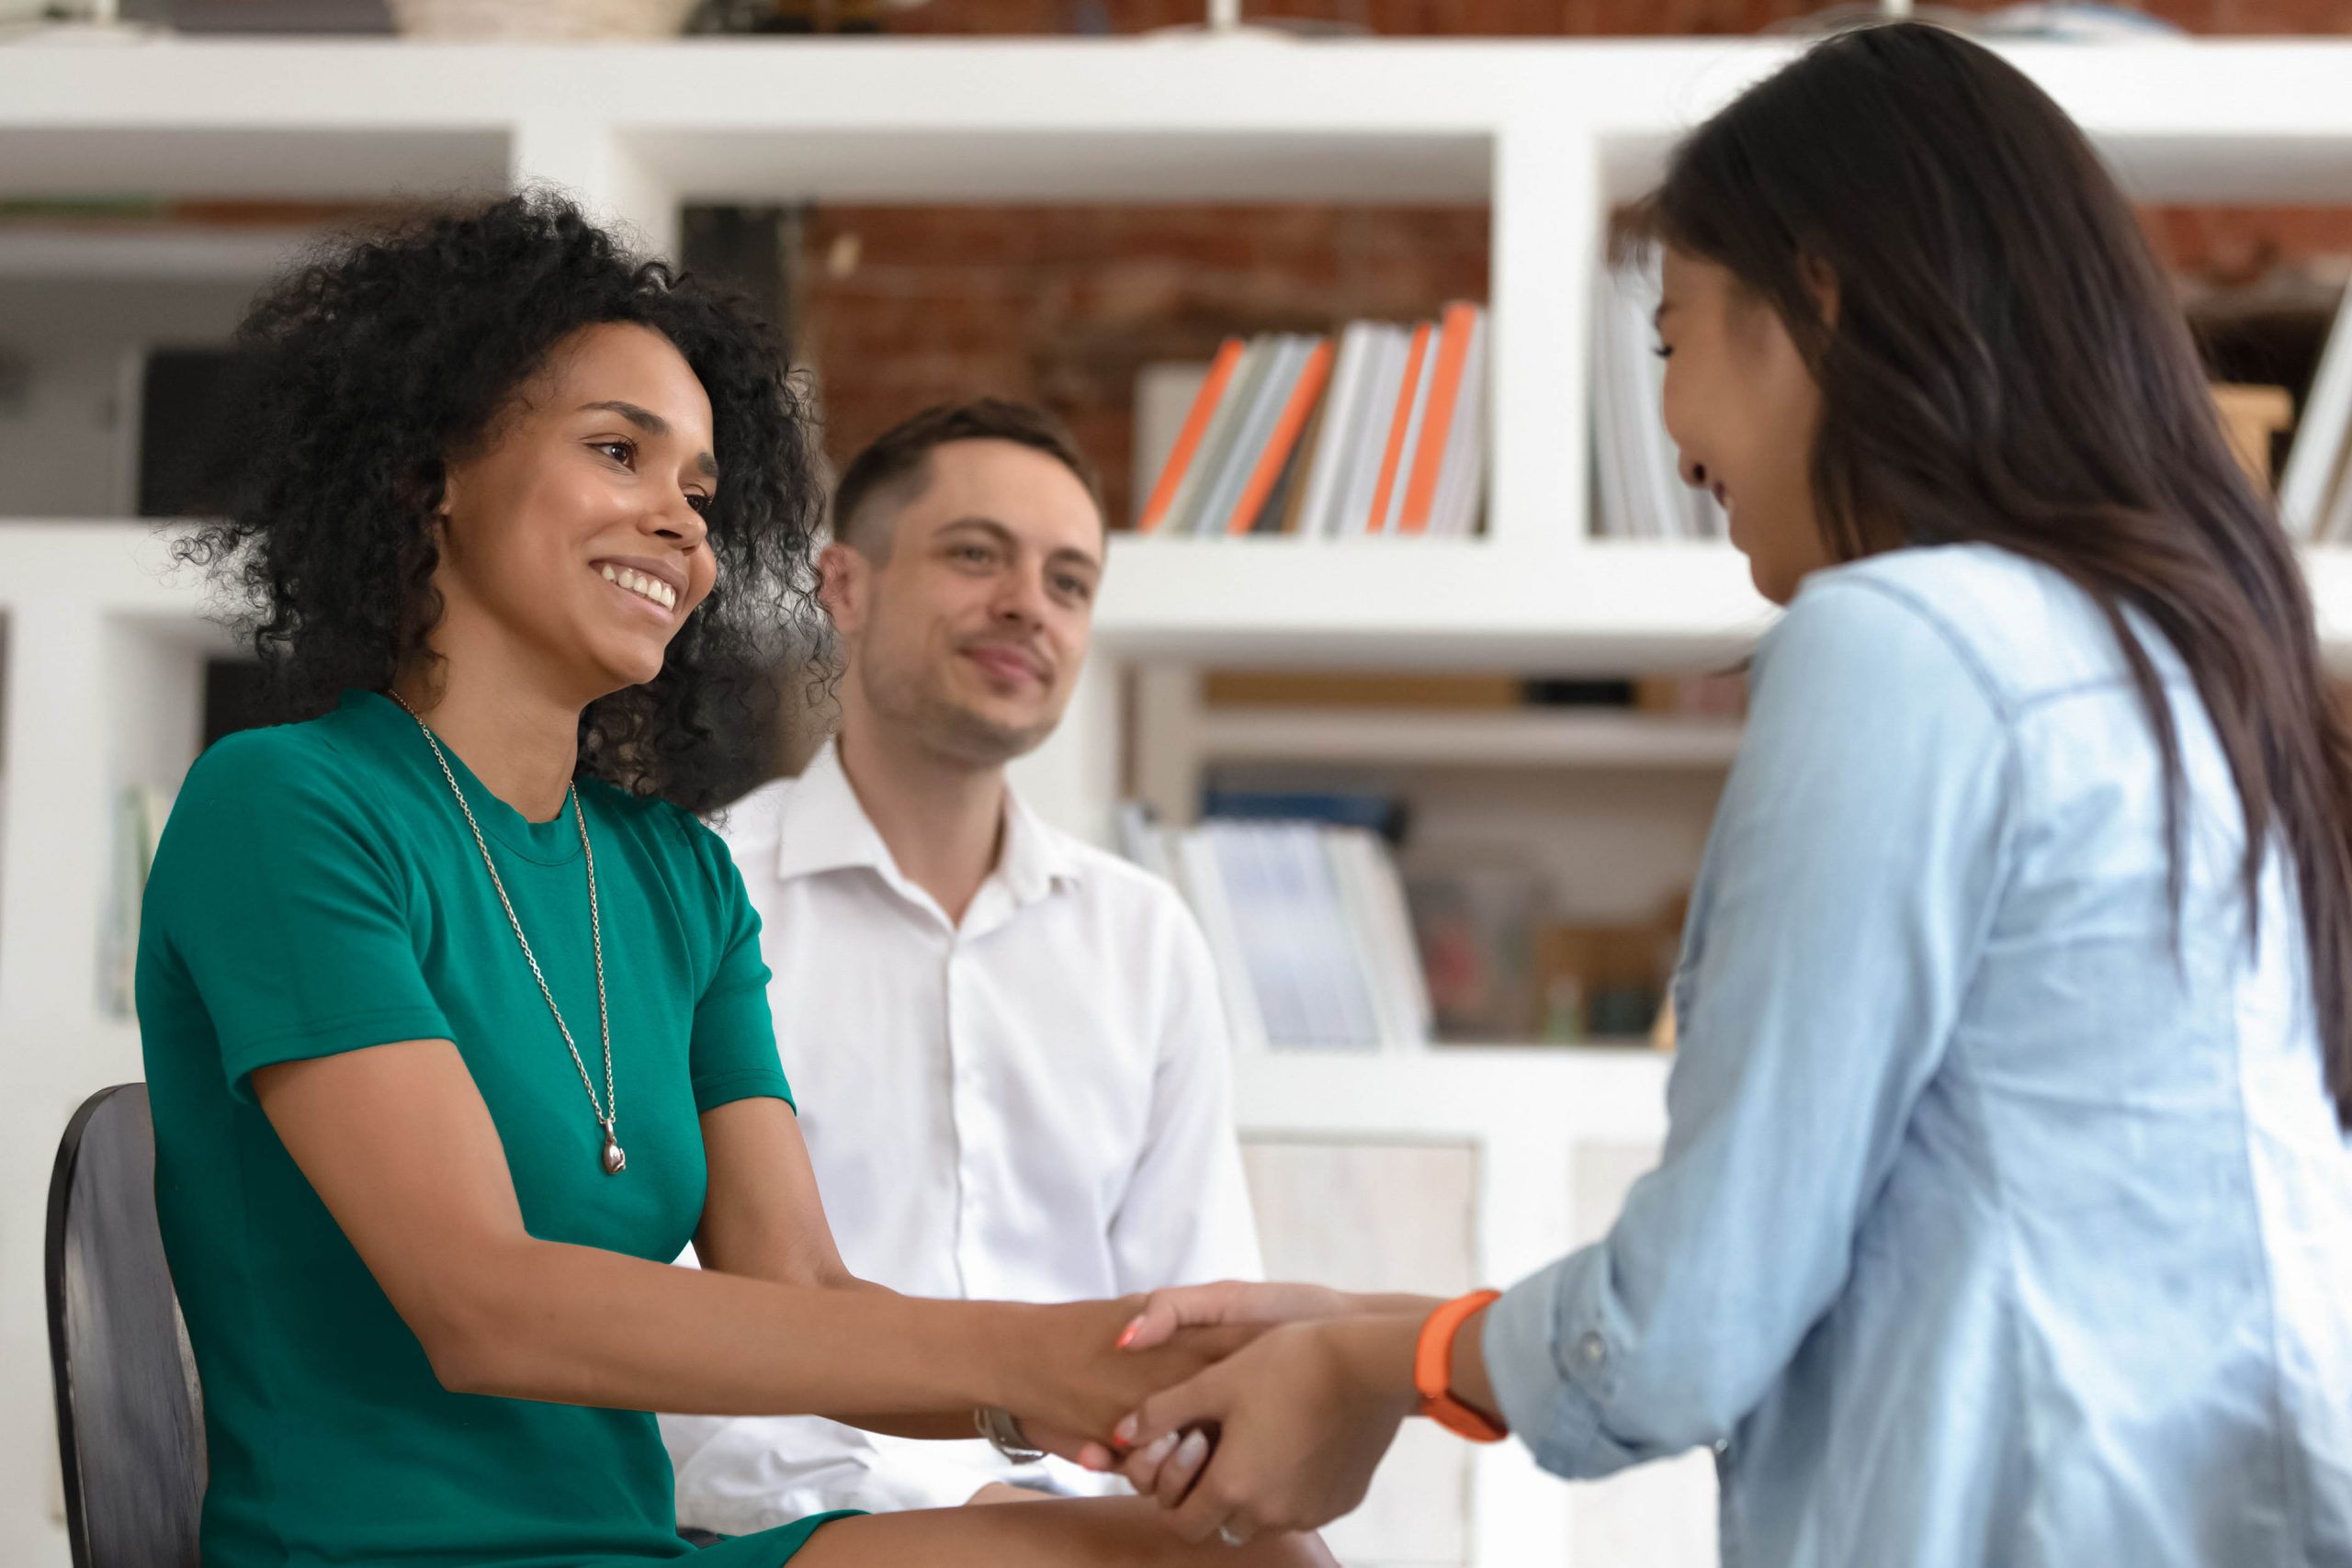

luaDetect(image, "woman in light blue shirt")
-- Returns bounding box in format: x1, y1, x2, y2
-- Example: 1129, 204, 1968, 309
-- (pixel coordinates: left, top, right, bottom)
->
1090, 23, 2352, 1566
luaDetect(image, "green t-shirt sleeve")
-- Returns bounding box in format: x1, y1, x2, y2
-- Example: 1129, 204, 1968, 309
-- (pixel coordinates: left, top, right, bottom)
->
153, 730, 453, 1104
683, 818, 795, 1114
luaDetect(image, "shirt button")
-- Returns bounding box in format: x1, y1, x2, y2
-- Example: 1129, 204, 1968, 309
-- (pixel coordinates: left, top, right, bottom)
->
1577, 1332, 1608, 1368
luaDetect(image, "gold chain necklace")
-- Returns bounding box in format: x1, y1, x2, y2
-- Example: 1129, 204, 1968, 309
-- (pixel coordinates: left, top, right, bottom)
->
388, 692, 625, 1176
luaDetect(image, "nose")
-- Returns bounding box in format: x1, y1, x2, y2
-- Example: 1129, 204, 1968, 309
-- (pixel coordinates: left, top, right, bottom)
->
645, 495, 708, 553
990, 564, 1051, 631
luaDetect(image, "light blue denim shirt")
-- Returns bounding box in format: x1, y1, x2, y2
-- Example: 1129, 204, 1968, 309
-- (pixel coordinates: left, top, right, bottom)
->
1483, 544, 2352, 1568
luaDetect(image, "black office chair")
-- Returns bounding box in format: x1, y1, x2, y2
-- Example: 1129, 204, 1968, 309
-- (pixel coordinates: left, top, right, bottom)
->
46, 1083, 205, 1568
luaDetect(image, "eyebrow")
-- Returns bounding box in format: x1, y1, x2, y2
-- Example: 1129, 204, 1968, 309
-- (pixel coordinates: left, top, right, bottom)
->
579, 400, 719, 479
939, 515, 1103, 573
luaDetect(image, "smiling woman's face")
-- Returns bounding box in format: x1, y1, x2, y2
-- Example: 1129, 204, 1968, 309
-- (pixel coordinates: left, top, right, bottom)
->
1656, 245, 1835, 605
430, 321, 721, 697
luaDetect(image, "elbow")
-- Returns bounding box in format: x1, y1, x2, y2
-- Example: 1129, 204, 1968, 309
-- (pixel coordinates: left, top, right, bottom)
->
400, 1258, 535, 1397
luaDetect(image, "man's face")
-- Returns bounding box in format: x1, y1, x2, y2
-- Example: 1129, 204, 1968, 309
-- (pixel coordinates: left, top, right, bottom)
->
825, 438, 1105, 765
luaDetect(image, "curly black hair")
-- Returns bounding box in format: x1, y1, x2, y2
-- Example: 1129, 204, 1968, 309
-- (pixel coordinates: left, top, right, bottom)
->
179, 189, 823, 815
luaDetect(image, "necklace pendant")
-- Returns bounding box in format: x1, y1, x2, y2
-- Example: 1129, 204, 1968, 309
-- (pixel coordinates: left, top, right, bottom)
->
601, 1125, 627, 1176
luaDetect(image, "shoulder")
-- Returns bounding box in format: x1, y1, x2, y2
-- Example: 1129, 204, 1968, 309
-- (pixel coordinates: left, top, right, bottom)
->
175, 710, 382, 827
1785, 545, 2140, 713
700, 773, 797, 866
1048, 825, 1214, 954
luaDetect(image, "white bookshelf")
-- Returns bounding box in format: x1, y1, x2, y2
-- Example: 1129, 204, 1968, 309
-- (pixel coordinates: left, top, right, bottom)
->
7, 34, 2352, 1568
1195, 706, 1744, 770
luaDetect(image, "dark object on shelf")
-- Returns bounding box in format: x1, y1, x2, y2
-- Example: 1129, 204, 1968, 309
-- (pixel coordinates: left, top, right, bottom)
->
1202, 786, 1408, 844
1523, 678, 1636, 707
201, 659, 272, 750
47, 1082, 207, 1568
163, 0, 395, 31
136, 347, 238, 520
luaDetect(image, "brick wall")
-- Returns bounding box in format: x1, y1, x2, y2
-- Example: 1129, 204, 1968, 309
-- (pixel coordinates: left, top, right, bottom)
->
790, 1, 2352, 522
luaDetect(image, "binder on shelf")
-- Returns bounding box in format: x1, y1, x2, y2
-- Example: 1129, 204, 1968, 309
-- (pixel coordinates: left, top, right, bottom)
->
1121, 806, 1433, 1053
1129, 306, 1489, 545
1137, 336, 1243, 535
1401, 302, 1479, 535
1225, 336, 1334, 536
2281, 279, 2352, 539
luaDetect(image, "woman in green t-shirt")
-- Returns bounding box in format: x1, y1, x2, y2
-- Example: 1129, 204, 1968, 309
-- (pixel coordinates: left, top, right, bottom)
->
137, 193, 1328, 1568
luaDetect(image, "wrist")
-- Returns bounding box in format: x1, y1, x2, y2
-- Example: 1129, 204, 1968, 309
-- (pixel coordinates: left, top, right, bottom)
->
1323, 1314, 1426, 1412
968, 1301, 1040, 1412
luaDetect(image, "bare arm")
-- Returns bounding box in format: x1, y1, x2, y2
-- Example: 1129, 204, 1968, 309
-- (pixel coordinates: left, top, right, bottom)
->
689, 1093, 991, 1440
253, 1039, 1227, 1441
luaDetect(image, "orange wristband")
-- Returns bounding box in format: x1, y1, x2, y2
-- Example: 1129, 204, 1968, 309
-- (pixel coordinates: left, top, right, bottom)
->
1414, 1289, 1508, 1443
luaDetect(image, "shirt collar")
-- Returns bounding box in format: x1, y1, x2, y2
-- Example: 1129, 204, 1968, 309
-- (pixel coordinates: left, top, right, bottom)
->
774, 738, 1083, 911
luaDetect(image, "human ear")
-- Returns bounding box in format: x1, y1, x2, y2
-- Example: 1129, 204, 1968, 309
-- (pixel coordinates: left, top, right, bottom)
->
815, 539, 866, 636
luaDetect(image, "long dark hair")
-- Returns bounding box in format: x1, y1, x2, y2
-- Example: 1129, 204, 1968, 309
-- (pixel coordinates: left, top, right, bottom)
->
182, 191, 822, 814
1644, 21, 2352, 1129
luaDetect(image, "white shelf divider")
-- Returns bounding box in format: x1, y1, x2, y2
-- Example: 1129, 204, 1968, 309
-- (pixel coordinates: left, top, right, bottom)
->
1197, 705, 1743, 770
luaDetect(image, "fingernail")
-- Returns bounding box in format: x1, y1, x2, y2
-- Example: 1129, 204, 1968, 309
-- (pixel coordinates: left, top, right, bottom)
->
1115, 1317, 1142, 1349
1175, 1430, 1209, 1469
1144, 1431, 1181, 1463
1114, 1415, 1139, 1447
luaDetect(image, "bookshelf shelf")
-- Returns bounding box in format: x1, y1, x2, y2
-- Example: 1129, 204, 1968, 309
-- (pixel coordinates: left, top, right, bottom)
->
1197, 705, 1743, 770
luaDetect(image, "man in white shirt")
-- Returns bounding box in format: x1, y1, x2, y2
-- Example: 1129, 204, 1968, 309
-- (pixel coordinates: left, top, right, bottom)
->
661, 399, 1263, 1532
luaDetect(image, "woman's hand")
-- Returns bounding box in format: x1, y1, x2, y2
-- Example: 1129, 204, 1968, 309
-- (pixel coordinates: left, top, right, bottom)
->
1001, 1296, 1261, 1451
1110, 1314, 1425, 1547
1112, 1280, 1354, 1354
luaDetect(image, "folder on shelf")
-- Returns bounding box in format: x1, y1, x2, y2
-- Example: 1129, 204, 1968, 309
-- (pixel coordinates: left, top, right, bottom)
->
1170, 337, 1272, 536
1138, 336, 1243, 535
1363, 321, 1434, 535
1400, 302, 1480, 536
1225, 336, 1335, 535
1187, 337, 1294, 536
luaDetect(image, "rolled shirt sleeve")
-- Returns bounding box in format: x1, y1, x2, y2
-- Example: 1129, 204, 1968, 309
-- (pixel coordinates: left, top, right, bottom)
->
1483, 572, 2018, 1477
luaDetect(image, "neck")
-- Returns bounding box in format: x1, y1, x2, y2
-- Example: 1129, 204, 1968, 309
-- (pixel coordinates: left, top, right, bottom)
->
833, 696, 1008, 928
390, 649, 583, 825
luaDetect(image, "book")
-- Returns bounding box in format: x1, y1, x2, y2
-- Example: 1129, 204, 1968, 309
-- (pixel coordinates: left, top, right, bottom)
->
1295, 321, 1378, 538
1168, 337, 1273, 536
1194, 335, 1308, 538
1225, 336, 1335, 536
1364, 322, 1434, 536
1334, 327, 1412, 539
1137, 336, 1243, 534
1400, 302, 1480, 535
2281, 279, 2352, 538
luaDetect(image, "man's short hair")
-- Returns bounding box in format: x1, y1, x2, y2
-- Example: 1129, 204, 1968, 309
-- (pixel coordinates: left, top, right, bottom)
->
830, 397, 1105, 559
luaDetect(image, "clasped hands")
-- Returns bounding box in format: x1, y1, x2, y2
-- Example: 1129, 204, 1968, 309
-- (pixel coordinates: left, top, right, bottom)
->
1015, 1282, 1440, 1549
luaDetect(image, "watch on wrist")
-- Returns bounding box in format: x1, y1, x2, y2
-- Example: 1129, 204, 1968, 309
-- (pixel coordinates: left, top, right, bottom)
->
974, 1404, 1048, 1463
1414, 1289, 1510, 1444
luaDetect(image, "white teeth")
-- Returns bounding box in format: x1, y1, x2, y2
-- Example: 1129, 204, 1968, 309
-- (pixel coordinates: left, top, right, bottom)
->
601, 564, 673, 612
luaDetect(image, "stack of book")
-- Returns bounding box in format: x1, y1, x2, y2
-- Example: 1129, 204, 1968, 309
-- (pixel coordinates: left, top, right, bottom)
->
1117, 806, 1435, 1054
1590, 263, 1729, 541
2281, 281, 2352, 541
1137, 303, 1488, 538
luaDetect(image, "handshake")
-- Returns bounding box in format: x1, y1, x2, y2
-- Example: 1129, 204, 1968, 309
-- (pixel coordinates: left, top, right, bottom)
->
985, 1281, 1494, 1550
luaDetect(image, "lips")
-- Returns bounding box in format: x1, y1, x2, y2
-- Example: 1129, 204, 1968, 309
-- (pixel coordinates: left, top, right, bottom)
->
961, 645, 1046, 684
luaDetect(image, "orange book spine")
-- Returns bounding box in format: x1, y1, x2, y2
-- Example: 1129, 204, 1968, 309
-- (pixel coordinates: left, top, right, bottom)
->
1363, 322, 1433, 535
1138, 337, 1245, 535
1400, 303, 1478, 535
1224, 340, 1335, 536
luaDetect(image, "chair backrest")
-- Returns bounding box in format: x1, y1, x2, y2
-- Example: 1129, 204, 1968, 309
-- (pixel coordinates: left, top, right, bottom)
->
46, 1083, 206, 1568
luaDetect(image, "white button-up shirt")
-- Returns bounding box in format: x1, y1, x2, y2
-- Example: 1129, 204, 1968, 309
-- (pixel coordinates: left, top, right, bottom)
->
661, 740, 1262, 1530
